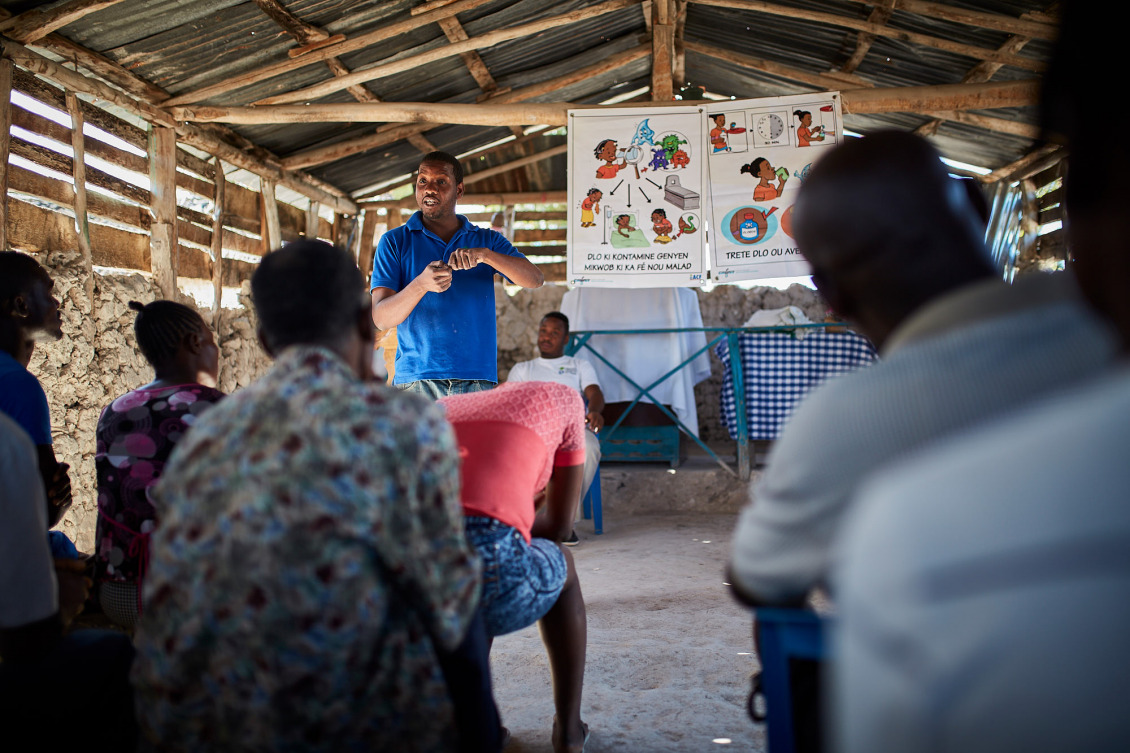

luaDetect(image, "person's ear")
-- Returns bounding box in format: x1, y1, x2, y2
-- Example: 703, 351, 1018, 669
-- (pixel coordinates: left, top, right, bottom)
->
256, 325, 276, 358
184, 330, 202, 355
356, 301, 376, 343
811, 271, 853, 320
456, 181, 465, 201
8, 293, 31, 319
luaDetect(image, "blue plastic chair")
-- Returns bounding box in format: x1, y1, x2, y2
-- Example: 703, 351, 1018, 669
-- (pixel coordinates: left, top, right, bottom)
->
752, 608, 830, 753
581, 465, 602, 534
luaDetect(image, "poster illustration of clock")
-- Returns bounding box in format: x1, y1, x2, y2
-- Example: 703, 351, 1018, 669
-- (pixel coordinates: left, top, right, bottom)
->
705, 93, 842, 283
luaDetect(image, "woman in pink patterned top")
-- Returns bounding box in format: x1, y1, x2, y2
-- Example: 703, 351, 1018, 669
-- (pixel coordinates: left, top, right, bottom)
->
440, 380, 590, 753
94, 300, 223, 629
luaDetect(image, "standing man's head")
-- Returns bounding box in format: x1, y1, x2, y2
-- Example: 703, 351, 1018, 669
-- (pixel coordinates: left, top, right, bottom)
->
793, 131, 995, 349
252, 240, 374, 378
537, 312, 570, 359
1041, 1, 1130, 349
0, 252, 63, 365
415, 151, 464, 224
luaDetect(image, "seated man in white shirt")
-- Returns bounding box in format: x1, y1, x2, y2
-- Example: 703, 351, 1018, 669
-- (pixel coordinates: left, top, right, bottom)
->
508, 312, 604, 544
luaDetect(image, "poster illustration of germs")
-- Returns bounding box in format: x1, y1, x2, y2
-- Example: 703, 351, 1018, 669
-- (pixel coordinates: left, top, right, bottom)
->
706, 92, 842, 283
567, 105, 708, 288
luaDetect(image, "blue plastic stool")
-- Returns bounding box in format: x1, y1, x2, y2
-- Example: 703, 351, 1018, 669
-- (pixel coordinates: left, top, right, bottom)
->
581, 465, 602, 534
753, 608, 830, 753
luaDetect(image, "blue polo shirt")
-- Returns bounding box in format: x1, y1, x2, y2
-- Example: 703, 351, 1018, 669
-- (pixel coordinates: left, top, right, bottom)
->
371, 211, 526, 384
0, 350, 52, 446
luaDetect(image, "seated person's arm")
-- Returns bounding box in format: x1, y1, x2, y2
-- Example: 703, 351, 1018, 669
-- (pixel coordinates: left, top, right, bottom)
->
583, 384, 605, 432
530, 463, 584, 543
35, 444, 71, 528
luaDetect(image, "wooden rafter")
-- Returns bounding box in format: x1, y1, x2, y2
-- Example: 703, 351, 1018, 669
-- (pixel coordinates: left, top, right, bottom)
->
438, 16, 499, 95
651, 0, 674, 101
0, 0, 125, 44
280, 43, 651, 171
690, 0, 1045, 72
0, 59, 11, 251
685, 39, 871, 91
252, 0, 375, 103
839, 0, 895, 75
672, 0, 688, 88
983, 144, 1063, 184
173, 79, 1040, 127
0, 36, 357, 214
253, 0, 636, 106
838, 0, 1057, 40
162, 0, 500, 107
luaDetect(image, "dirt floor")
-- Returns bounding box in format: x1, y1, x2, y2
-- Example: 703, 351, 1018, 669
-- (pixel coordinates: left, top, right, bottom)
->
490, 511, 767, 753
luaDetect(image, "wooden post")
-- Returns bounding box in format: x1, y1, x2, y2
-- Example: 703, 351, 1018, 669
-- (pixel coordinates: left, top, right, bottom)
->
260, 177, 281, 252
147, 125, 177, 298
65, 91, 94, 307
0, 58, 11, 251
305, 200, 320, 239
357, 210, 376, 275
210, 156, 226, 329
651, 0, 674, 101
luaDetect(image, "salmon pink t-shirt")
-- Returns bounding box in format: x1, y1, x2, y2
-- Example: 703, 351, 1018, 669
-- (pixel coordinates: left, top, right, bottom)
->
440, 382, 585, 541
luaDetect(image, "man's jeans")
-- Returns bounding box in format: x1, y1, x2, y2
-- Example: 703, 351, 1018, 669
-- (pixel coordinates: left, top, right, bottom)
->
397, 379, 494, 400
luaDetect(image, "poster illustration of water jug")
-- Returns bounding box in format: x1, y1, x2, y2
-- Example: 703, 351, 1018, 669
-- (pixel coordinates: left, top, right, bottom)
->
567, 106, 708, 288
706, 93, 842, 283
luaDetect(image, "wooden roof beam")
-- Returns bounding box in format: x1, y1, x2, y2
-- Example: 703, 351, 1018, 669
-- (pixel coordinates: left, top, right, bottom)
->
174, 79, 1041, 127
0, 0, 125, 44
690, 0, 1045, 72
280, 43, 651, 171
253, 0, 637, 106
684, 39, 872, 90
438, 16, 500, 94
838, 0, 1057, 41
163, 0, 503, 107
0, 36, 357, 215
838, 0, 895, 75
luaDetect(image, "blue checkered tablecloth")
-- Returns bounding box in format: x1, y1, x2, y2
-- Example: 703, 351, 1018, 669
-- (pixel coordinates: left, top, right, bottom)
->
715, 330, 878, 440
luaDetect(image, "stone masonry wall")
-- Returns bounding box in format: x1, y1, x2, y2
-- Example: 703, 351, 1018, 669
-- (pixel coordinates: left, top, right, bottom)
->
27, 251, 272, 552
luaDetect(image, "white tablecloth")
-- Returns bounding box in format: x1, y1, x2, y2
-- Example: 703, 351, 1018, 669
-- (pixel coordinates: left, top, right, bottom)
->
561, 288, 712, 437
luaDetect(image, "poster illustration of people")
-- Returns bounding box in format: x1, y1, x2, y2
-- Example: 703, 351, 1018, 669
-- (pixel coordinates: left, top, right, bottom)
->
706, 93, 842, 283
567, 106, 708, 288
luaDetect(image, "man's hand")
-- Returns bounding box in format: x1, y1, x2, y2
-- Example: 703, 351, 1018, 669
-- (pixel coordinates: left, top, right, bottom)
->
54, 558, 91, 626
46, 462, 72, 528
416, 260, 453, 293
447, 247, 489, 271
585, 410, 604, 433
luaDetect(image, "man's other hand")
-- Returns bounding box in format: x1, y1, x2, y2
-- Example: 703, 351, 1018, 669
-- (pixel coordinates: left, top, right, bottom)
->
46, 462, 72, 528
54, 558, 92, 626
585, 411, 604, 433
417, 260, 453, 293
447, 248, 488, 270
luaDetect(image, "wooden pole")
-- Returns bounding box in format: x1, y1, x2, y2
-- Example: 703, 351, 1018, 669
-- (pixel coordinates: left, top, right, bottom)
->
210, 157, 226, 328
260, 178, 281, 253
147, 126, 178, 298
651, 0, 674, 101
357, 209, 376, 281
0, 0, 127, 44
0, 59, 11, 251
252, 0, 636, 106
305, 201, 320, 240
65, 91, 94, 307
176, 79, 1039, 127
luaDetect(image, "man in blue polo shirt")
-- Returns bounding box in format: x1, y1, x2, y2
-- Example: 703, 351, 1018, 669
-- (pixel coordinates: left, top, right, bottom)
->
370, 151, 543, 399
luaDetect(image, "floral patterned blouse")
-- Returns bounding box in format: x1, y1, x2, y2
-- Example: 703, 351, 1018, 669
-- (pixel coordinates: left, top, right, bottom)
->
94, 382, 224, 584
131, 346, 480, 752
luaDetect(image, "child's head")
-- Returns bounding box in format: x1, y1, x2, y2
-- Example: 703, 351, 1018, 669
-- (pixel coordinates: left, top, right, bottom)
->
651, 208, 666, 221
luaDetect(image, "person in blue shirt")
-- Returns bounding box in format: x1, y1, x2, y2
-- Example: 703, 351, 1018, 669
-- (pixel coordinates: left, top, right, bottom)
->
370, 151, 543, 399
0, 251, 72, 530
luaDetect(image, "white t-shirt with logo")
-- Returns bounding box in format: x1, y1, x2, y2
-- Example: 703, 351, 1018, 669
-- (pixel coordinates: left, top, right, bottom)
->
507, 356, 600, 396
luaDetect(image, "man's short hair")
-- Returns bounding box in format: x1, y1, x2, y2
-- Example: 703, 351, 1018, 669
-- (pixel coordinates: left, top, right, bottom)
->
251, 240, 365, 351
543, 311, 569, 335
419, 151, 464, 184
0, 251, 51, 317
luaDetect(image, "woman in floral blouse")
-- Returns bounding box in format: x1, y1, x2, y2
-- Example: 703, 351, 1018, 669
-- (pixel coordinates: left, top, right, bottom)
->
94, 299, 223, 628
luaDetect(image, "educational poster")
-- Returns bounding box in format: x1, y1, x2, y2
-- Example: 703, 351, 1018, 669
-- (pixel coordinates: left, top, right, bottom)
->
567, 106, 708, 288
706, 93, 842, 283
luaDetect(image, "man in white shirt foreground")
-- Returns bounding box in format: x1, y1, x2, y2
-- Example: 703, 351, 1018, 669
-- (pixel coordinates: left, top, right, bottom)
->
508, 312, 605, 544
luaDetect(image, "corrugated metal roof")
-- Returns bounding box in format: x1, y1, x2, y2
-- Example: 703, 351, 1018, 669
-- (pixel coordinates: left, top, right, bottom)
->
4, 0, 1058, 200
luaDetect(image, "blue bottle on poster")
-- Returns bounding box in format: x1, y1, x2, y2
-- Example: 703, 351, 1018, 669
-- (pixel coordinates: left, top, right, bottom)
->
740, 212, 759, 241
